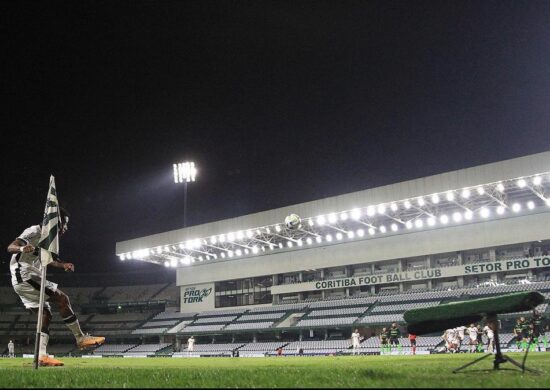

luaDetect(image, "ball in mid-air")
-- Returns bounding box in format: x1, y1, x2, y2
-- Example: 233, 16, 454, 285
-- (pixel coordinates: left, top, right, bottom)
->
285, 213, 301, 229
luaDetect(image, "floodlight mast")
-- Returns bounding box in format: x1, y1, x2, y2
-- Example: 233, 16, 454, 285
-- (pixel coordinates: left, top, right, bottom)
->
173, 162, 197, 227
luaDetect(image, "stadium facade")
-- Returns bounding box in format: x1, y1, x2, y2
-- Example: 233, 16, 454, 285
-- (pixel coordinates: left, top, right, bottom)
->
116, 151, 550, 314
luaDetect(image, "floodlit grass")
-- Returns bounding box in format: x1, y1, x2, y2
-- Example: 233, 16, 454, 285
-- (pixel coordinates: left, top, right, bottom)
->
0, 353, 549, 388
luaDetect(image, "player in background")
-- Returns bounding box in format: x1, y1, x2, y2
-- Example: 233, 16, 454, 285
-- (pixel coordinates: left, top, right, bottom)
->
513, 317, 525, 351
476, 324, 484, 352
483, 323, 495, 353
379, 327, 390, 354
351, 329, 361, 355
408, 333, 417, 355
8, 340, 15, 358
388, 323, 402, 353
455, 325, 467, 350
529, 310, 546, 352
187, 336, 195, 354
467, 324, 478, 353
8, 208, 105, 366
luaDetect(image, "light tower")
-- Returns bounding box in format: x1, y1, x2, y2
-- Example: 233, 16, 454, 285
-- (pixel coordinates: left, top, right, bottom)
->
173, 161, 197, 227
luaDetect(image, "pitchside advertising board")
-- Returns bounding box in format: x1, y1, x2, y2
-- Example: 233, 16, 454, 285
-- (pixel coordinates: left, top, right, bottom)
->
271, 256, 550, 295
180, 282, 215, 311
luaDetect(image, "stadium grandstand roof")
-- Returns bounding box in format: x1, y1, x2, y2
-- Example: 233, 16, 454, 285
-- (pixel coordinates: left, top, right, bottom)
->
116, 151, 550, 270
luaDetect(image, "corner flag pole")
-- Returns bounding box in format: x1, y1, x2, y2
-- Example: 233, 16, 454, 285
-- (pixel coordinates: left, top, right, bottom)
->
33, 175, 60, 369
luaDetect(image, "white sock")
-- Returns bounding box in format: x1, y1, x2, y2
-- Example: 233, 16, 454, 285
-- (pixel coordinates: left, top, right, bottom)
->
39, 332, 49, 357
64, 316, 84, 339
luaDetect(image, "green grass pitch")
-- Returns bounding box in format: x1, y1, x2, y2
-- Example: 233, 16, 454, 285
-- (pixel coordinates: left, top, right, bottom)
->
1, 354, 550, 388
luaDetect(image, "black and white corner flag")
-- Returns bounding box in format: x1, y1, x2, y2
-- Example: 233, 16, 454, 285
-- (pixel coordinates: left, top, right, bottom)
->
38, 175, 60, 266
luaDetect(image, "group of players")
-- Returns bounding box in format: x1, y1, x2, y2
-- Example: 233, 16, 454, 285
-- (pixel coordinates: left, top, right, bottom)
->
513, 311, 548, 352
441, 310, 547, 354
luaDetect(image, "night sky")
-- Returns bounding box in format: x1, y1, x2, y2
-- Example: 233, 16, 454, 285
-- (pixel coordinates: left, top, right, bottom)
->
2, 1, 550, 278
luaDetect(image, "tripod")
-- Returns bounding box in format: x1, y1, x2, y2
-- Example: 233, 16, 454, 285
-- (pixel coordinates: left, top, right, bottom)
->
452, 315, 540, 374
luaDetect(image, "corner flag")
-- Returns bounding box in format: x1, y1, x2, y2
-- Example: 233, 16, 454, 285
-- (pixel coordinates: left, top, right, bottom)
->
34, 175, 60, 369
38, 175, 60, 266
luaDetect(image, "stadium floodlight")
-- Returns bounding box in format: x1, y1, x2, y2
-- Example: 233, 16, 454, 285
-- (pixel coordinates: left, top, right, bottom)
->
480, 207, 490, 218
404, 200, 411, 209
477, 186, 485, 195
221, 252, 226, 258
326, 234, 333, 242
227, 232, 236, 241
357, 229, 365, 237
390, 202, 398, 212
246, 230, 253, 238
452, 212, 462, 223
351, 208, 362, 220
306, 237, 313, 245
440, 214, 449, 224
340, 212, 348, 221
546, 198, 550, 207
414, 219, 423, 229
431, 194, 440, 204
533, 176, 542, 186
316, 215, 326, 225
527, 201, 535, 210
417, 197, 425, 207
464, 210, 473, 220
379, 225, 387, 233
367, 206, 376, 217
328, 213, 338, 223
391, 223, 398, 232
347, 231, 355, 239
446, 191, 454, 201
336, 232, 343, 240
377, 204, 386, 214
287, 241, 293, 248
496, 182, 505, 192
278, 243, 283, 249
235, 249, 242, 256
173, 161, 197, 183
308, 219, 315, 226
228, 250, 234, 258
461, 189, 471, 199
497, 205, 505, 215
512, 203, 521, 213
315, 236, 322, 243
236, 230, 244, 240
252, 246, 259, 254
173, 161, 197, 227
119, 254, 126, 261
368, 227, 375, 235
170, 259, 178, 267
164, 261, 170, 267
219, 234, 226, 243
517, 179, 527, 188
297, 239, 303, 247
427, 217, 436, 226
405, 220, 413, 229
209, 236, 217, 245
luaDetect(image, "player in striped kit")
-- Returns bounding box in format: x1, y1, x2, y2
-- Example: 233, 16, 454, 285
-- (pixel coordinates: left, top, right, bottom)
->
8, 208, 105, 366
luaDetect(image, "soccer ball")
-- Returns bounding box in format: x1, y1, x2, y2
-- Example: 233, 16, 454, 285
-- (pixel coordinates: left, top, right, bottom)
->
285, 214, 301, 229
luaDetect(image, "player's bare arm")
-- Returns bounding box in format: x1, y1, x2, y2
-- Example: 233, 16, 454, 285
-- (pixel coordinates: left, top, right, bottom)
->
7, 239, 34, 254
49, 259, 75, 272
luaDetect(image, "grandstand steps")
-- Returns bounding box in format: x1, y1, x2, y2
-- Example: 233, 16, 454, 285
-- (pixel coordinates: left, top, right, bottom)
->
167, 320, 191, 334
149, 283, 172, 300
274, 312, 306, 328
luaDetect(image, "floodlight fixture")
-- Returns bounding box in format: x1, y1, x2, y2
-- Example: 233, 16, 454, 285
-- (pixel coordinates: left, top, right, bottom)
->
512, 203, 521, 213
533, 176, 542, 186
404, 200, 411, 209
517, 179, 527, 188
328, 213, 337, 223
446, 191, 454, 201
367, 206, 376, 216
452, 211, 462, 223
391, 223, 398, 232
340, 212, 348, 221
431, 194, 440, 204
477, 186, 485, 195
390, 203, 398, 211
497, 206, 505, 215
480, 207, 490, 218
464, 210, 473, 220
326, 234, 333, 242
377, 204, 386, 214
336, 232, 343, 240
357, 229, 365, 237
414, 219, 423, 229
440, 214, 449, 224
351, 208, 362, 220
347, 231, 355, 239
496, 183, 505, 192
405, 220, 413, 229
316, 215, 326, 225
427, 217, 436, 226
173, 161, 197, 183
527, 201, 535, 210
417, 197, 425, 206
461, 189, 471, 199
368, 227, 375, 235
379, 225, 387, 233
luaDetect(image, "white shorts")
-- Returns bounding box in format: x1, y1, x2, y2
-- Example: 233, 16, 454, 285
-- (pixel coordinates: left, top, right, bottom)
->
13, 277, 58, 310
